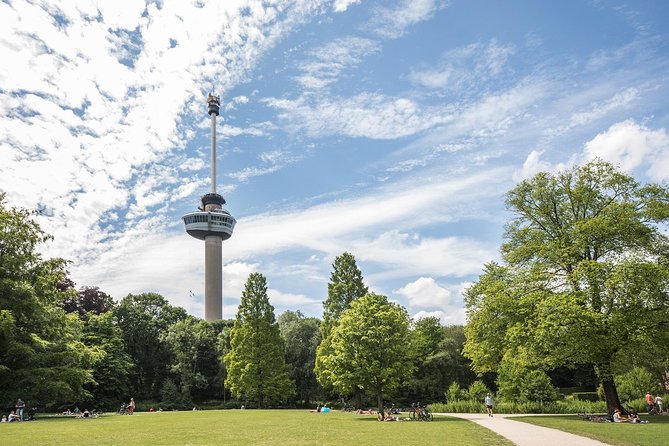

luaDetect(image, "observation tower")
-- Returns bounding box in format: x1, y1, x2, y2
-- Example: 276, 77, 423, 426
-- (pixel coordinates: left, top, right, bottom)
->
182, 94, 236, 321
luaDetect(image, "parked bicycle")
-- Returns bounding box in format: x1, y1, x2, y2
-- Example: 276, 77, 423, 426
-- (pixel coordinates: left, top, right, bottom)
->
410, 403, 433, 421
117, 403, 129, 415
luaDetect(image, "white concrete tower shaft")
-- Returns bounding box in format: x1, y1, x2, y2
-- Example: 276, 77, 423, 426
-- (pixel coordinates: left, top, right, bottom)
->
204, 93, 223, 321
182, 94, 235, 322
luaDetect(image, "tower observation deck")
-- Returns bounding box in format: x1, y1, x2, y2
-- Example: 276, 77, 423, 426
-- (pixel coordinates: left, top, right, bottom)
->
182, 94, 236, 321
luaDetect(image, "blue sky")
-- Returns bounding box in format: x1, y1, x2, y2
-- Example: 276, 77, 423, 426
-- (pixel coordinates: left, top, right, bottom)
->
2, 0, 669, 323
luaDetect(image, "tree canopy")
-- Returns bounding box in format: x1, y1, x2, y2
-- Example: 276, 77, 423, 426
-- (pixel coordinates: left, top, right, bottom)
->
224, 273, 294, 407
321, 293, 412, 414
0, 193, 95, 406
315, 252, 368, 395
464, 160, 669, 412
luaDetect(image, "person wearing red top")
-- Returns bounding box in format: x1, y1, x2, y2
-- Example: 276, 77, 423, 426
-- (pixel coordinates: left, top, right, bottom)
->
645, 392, 655, 413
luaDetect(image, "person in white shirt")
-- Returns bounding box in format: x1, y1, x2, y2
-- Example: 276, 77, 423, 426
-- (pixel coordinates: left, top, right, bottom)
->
485, 393, 494, 417
655, 395, 663, 413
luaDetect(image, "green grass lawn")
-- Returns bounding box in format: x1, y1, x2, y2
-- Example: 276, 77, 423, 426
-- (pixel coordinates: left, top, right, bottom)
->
0, 410, 513, 446
514, 414, 669, 446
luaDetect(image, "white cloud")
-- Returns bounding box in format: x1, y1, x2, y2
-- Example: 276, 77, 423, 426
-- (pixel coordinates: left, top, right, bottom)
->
395, 277, 450, 308
412, 309, 466, 325
268, 289, 321, 307
0, 0, 331, 267
295, 37, 380, 90
332, 0, 362, 12
370, 0, 447, 39
408, 39, 514, 92
266, 93, 452, 139
584, 120, 669, 180
513, 150, 554, 182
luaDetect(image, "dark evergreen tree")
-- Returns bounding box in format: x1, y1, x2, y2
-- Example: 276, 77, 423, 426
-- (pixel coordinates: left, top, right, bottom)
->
224, 273, 295, 407
315, 252, 368, 401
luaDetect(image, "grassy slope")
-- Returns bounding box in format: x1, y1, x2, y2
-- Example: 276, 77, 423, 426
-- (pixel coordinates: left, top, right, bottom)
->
0, 410, 513, 446
514, 415, 669, 446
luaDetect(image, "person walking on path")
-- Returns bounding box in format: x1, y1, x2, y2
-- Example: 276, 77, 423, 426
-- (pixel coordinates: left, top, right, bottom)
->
655, 395, 663, 413
485, 393, 494, 417
16, 398, 25, 421
128, 398, 135, 415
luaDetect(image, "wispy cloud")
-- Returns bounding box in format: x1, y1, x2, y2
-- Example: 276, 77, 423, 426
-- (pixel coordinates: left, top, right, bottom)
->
294, 37, 380, 90
369, 0, 449, 39
408, 39, 515, 93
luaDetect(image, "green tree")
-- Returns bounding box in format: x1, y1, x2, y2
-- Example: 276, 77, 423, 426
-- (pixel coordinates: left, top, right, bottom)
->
315, 252, 368, 401
321, 293, 412, 415
615, 367, 662, 403
113, 293, 188, 400
468, 380, 490, 402
224, 273, 294, 407
278, 310, 323, 405
404, 322, 477, 404
81, 312, 134, 410
464, 160, 669, 413
497, 360, 560, 403
445, 382, 466, 402
320, 252, 369, 338
0, 194, 95, 406
163, 317, 220, 401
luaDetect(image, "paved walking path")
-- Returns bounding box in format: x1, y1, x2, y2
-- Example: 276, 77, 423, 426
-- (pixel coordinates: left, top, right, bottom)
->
436, 413, 612, 446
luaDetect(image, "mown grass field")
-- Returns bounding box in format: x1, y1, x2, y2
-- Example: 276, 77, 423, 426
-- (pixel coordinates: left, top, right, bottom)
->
514, 414, 669, 446
0, 409, 513, 446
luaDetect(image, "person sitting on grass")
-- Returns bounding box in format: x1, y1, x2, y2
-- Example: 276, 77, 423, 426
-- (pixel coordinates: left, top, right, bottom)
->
613, 409, 629, 423
8, 411, 20, 422
613, 408, 647, 423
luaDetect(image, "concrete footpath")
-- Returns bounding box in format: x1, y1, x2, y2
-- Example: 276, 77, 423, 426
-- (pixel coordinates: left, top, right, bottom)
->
436, 413, 612, 446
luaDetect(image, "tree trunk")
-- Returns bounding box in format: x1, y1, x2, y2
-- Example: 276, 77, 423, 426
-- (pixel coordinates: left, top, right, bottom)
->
598, 371, 623, 414
601, 379, 623, 414
377, 387, 384, 417
354, 387, 363, 409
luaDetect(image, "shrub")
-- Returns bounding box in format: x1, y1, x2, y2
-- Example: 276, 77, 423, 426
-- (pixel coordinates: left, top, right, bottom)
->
428, 399, 606, 414
497, 362, 560, 403
571, 392, 599, 402
445, 382, 466, 403
614, 367, 662, 403
160, 379, 194, 410
468, 381, 489, 402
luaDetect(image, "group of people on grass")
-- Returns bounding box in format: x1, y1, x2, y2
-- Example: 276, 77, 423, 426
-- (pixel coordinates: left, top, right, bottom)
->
2, 398, 28, 423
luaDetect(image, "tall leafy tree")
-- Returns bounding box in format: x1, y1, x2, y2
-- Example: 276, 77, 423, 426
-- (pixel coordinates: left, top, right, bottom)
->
0, 194, 95, 406
113, 293, 188, 400
322, 293, 412, 415
464, 160, 669, 413
315, 252, 368, 396
80, 312, 134, 409
278, 310, 323, 405
163, 317, 220, 401
224, 273, 294, 407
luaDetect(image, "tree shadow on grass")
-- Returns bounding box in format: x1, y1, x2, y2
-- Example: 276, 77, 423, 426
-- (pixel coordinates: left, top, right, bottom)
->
354, 416, 466, 423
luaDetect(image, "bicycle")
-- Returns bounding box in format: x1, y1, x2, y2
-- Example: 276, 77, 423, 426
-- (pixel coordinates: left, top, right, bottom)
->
409, 403, 433, 421
117, 403, 129, 415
